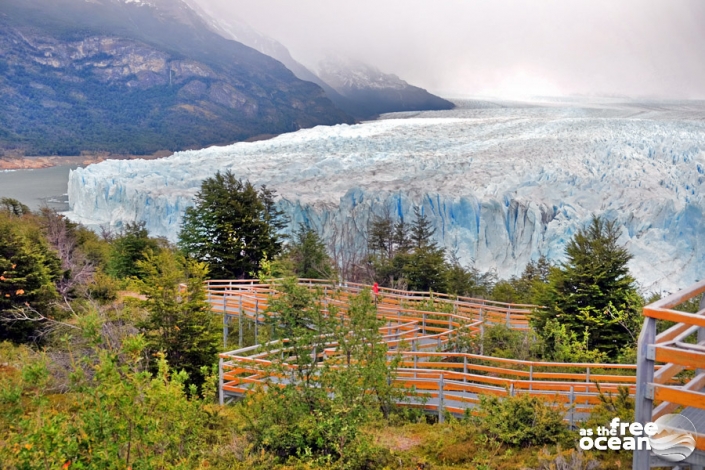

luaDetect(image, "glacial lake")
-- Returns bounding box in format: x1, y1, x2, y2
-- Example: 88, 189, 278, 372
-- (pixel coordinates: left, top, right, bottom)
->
0, 165, 79, 211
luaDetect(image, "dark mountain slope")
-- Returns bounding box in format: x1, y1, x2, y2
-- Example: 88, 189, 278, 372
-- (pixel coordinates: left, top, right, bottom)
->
317, 57, 455, 118
0, 0, 353, 156
182, 2, 454, 119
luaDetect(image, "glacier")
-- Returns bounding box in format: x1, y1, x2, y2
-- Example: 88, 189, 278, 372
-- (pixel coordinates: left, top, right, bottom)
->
66, 99, 705, 292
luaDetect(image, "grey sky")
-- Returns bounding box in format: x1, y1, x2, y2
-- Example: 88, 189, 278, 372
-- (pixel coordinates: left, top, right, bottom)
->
198, 0, 705, 99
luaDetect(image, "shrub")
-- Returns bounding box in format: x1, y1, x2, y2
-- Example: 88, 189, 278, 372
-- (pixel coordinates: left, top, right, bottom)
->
585, 385, 634, 430
0, 337, 221, 469
473, 393, 568, 447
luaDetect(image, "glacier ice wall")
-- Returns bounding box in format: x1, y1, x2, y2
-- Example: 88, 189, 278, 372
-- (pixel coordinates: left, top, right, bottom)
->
66, 100, 705, 292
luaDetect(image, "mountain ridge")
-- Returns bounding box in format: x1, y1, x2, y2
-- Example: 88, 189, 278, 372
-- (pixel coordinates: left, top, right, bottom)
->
0, 0, 353, 156
184, 1, 454, 119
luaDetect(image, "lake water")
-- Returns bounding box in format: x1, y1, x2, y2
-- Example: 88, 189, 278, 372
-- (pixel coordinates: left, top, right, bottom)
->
0, 165, 79, 211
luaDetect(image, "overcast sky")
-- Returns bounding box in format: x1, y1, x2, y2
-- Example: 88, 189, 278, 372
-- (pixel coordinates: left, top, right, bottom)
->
198, 0, 705, 100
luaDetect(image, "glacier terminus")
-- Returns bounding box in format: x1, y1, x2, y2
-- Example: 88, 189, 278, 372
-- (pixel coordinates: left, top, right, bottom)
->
66, 99, 705, 293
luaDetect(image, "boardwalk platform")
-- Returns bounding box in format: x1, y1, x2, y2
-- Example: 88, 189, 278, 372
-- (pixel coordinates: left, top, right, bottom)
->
208, 280, 636, 423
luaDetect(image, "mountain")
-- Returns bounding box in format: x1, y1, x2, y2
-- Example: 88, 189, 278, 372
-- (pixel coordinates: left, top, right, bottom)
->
316, 57, 455, 118
66, 100, 705, 293
184, 2, 454, 119
0, 0, 353, 156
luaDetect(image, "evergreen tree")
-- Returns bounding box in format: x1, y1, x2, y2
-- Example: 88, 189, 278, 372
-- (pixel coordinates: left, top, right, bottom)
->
492, 256, 551, 304
367, 214, 410, 261
106, 222, 160, 279
367, 214, 411, 287
285, 225, 334, 280
445, 255, 495, 298
136, 250, 220, 387
409, 206, 436, 250
533, 216, 641, 356
0, 212, 61, 343
402, 207, 447, 292
367, 215, 395, 259
178, 171, 286, 279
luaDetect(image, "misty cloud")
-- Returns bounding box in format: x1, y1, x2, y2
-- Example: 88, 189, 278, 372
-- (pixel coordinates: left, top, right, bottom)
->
194, 0, 705, 99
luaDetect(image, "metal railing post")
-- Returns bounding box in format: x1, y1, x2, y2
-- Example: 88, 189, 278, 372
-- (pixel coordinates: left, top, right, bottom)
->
218, 357, 224, 406
413, 343, 418, 369
438, 374, 445, 423
223, 294, 228, 348
506, 305, 511, 327
238, 296, 243, 348
254, 299, 259, 345
569, 386, 575, 429
463, 356, 468, 382
633, 316, 656, 470
698, 295, 705, 375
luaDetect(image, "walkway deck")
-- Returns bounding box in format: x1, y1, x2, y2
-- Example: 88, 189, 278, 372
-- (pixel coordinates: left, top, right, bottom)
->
634, 281, 705, 469
207, 279, 636, 424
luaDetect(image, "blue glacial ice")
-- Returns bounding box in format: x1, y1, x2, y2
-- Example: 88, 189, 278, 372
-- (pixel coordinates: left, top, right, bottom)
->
66, 99, 705, 292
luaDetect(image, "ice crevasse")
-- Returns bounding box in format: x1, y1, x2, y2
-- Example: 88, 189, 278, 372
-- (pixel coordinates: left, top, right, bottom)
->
66, 103, 705, 292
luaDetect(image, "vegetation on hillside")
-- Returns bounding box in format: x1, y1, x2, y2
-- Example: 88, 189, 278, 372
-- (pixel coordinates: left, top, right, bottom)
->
0, 0, 353, 156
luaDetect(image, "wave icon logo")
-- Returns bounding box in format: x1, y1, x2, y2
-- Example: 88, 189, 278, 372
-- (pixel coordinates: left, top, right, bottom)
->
649, 414, 697, 462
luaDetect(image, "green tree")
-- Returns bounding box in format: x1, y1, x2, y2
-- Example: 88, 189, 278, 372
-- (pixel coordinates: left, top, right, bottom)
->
178, 171, 286, 279
367, 214, 409, 261
402, 207, 447, 292
0, 335, 221, 469
239, 280, 397, 465
326, 289, 402, 419
444, 254, 495, 298
0, 212, 61, 343
0, 198, 30, 217
491, 256, 551, 304
367, 214, 411, 288
136, 250, 220, 387
106, 221, 160, 279
533, 216, 641, 356
285, 225, 334, 280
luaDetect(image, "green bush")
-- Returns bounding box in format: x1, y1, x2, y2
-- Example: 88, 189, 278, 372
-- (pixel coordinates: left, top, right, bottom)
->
473, 393, 568, 447
0, 336, 222, 469
586, 385, 634, 430
237, 282, 399, 468
0, 211, 62, 343
106, 221, 161, 279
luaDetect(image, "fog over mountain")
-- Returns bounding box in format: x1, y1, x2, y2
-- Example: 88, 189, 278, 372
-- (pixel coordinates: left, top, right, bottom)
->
197, 0, 705, 100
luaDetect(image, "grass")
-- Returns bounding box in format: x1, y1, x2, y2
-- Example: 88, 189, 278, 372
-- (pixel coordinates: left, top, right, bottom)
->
365, 419, 632, 470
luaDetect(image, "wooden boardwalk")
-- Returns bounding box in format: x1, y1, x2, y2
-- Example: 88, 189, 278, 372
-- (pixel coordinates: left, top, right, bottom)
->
206, 279, 705, 469
207, 279, 637, 427
633, 282, 705, 469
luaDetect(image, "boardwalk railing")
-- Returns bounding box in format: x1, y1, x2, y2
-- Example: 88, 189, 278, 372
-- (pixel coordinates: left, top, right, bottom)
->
633, 281, 705, 469
208, 278, 638, 425
206, 278, 532, 341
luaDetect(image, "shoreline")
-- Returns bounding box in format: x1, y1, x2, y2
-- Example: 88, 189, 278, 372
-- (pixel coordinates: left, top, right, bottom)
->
0, 152, 173, 171
0, 133, 284, 171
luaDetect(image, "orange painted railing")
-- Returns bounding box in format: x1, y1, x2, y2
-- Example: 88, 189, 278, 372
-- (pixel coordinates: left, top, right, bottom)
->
634, 281, 705, 468
209, 279, 637, 426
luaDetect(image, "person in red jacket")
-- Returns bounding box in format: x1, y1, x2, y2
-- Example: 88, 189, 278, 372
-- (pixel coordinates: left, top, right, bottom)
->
372, 282, 379, 305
